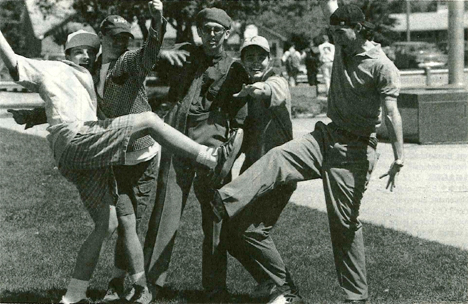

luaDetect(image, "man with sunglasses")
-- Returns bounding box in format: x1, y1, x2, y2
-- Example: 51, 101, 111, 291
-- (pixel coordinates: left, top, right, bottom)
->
143, 7, 248, 302
209, 1, 404, 303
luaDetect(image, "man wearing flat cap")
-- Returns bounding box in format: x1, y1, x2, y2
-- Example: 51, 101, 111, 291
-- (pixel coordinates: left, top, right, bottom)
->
143, 6, 248, 302
208, 0, 404, 303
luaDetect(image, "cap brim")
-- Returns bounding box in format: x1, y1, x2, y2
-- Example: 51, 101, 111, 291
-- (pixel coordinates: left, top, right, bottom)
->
107, 28, 134, 39
240, 44, 270, 54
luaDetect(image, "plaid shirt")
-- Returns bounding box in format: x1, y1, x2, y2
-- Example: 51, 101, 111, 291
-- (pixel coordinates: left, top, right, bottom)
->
95, 22, 164, 152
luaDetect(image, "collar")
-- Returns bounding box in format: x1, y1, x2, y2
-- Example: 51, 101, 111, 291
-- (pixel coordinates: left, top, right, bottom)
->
61, 59, 90, 73
200, 47, 227, 65
355, 40, 381, 59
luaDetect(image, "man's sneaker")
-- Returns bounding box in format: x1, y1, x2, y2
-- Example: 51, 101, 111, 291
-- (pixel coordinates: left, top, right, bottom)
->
128, 285, 152, 304
60, 297, 91, 304
102, 278, 125, 303
268, 292, 305, 304
210, 190, 229, 223
252, 280, 277, 298
210, 128, 244, 188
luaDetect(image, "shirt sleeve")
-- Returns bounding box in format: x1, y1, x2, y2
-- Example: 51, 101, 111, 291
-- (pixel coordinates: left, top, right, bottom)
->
376, 60, 401, 98
264, 76, 290, 108
14, 56, 49, 92
110, 19, 166, 78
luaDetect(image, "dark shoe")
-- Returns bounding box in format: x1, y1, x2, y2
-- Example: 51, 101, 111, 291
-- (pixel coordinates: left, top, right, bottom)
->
128, 285, 152, 304
210, 191, 229, 223
102, 278, 125, 303
147, 283, 163, 300
210, 128, 244, 188
207, 288, 230, 303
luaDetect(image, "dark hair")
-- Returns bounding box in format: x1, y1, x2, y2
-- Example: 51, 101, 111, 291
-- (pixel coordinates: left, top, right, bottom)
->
357, 23, 374, 41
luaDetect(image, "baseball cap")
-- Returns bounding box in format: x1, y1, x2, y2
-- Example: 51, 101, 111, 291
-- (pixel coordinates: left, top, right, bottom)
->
196, 8, 232, 29
65, 30, 100, 52
330, 4, 375, 29
100, 15, 134, 38
240, 36, 270, 54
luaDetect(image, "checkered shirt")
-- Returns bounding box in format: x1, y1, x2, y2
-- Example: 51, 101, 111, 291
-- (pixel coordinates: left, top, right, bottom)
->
96, 23, 163, 152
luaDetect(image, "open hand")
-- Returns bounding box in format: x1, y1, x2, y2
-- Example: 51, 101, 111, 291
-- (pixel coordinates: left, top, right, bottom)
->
159, 49, 190, 67
233, 83, 265, 98
379, 162, 402, 192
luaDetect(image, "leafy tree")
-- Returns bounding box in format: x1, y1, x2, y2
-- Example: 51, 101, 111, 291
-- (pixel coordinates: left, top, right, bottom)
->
35, 0, 399, 47
0, 0, 27, 55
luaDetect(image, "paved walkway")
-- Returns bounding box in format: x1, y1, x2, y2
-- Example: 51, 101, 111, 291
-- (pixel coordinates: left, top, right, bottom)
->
1, 92, 467, 250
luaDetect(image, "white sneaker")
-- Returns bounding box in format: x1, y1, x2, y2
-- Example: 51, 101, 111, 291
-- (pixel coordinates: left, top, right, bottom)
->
268, 293, 305, 304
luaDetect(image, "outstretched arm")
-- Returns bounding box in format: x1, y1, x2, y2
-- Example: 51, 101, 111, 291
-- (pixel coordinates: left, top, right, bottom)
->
7, 108, 47, 129
0, 30, 18, 76
379, 95, 405, 191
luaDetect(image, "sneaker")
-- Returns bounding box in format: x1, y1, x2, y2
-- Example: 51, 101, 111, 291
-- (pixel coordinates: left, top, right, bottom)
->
210, 190, 229, 223
210, 128, 244, 188
128, 285, 152, 304
252, 280, 277, 298
102, 278, 125, 303
60, 297, 91, 304
268, 292, 305, 304
344, 300, 368, 303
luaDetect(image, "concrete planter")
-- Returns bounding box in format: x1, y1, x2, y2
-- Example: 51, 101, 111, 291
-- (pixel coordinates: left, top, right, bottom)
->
378, 88, 468, 144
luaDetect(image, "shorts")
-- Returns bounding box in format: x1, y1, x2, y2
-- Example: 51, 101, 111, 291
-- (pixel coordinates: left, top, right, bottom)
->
58, 115, 135, 211
114, 157, 158, 223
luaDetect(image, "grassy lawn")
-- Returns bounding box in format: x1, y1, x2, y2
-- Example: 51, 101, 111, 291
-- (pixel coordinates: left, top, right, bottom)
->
0, 127, 467, 304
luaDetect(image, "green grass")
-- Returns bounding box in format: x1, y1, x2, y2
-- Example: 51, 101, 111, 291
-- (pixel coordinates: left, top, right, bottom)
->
0, 128, 467, 304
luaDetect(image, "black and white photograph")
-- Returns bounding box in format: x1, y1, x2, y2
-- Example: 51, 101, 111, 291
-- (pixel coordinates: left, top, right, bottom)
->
0, 0, 467, 303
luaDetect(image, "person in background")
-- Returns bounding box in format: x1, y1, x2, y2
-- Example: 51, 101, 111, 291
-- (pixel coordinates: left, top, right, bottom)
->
318, 34, 335, 95
304, 36, 321, 95
282, 44, 302, 87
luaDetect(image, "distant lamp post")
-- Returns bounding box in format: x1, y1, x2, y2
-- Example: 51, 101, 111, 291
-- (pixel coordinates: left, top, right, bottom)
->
406, 0, 411, 42
448, 0, 465, 87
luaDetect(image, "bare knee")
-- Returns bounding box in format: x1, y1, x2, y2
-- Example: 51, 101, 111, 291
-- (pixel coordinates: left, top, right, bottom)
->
133, 112, 163, 132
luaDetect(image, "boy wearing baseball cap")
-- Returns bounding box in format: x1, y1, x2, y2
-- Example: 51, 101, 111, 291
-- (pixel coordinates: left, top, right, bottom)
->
1, 10, 243, 304
220, 36, 304, 304
210, 1, 404, 303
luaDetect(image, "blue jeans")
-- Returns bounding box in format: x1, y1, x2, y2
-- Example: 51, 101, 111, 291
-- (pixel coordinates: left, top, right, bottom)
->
217, 121, 378, 301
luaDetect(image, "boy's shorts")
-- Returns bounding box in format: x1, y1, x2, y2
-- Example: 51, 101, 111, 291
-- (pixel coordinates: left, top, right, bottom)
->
114, 157, 158, 225
58, 116, 135, 211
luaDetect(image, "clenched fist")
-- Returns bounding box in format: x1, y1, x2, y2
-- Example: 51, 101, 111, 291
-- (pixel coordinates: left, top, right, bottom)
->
148, 0, 163, 21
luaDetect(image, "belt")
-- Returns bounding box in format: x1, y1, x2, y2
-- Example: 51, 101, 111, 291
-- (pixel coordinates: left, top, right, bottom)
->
329, 123, 378, 149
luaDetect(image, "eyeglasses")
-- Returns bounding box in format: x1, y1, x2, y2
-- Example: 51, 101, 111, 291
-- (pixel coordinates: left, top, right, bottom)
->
201, 25, 226, 36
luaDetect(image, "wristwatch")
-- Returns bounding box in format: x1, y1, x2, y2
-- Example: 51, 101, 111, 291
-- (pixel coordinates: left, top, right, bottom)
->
394, 159, 404, 168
